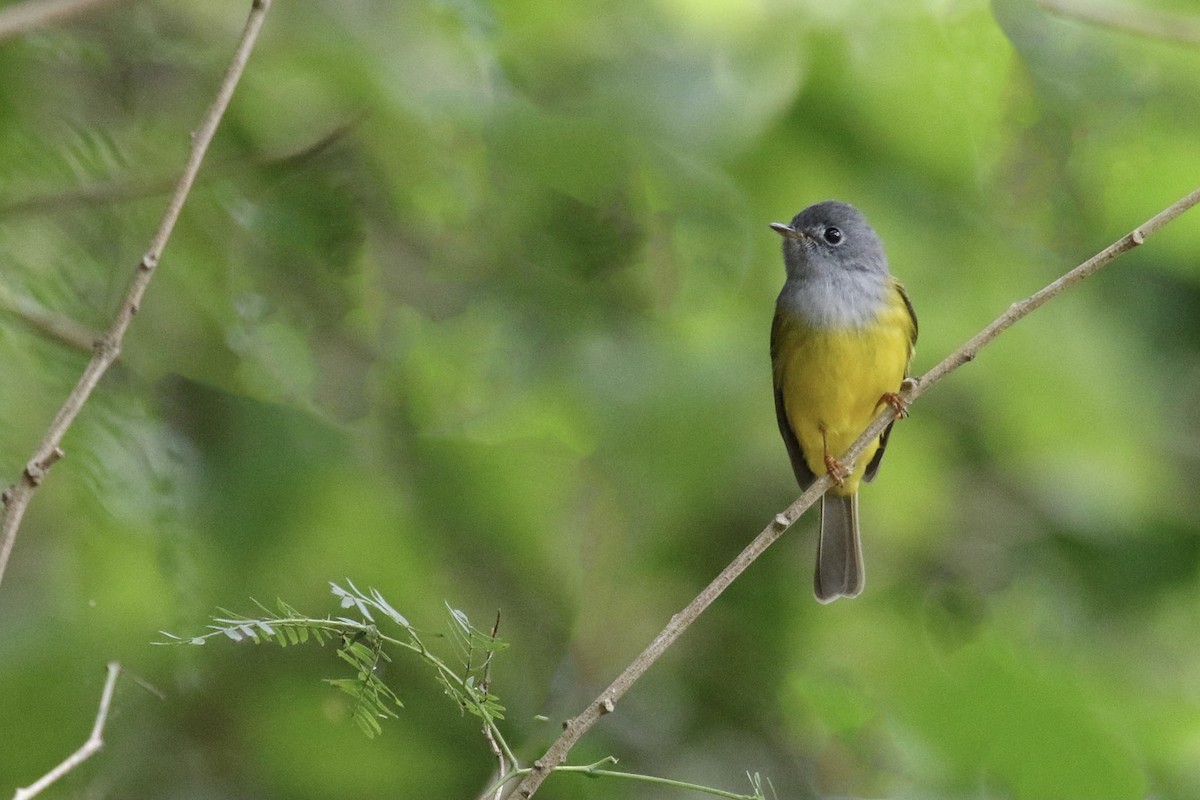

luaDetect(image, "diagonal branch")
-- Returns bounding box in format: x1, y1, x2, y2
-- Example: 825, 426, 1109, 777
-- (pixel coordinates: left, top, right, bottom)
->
509, 184, 1200, 798
0, 0, 273, 590
12, 662, 121, 800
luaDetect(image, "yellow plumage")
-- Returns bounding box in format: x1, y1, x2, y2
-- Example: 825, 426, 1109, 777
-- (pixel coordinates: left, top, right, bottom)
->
771, 279, 915, 497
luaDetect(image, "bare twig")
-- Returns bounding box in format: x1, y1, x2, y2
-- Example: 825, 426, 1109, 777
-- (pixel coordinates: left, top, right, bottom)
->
0, 0, 130, 42
1039, 0, 1200, 47
487, 757, 763, 800
483, 721, 508, 800
480, 611, 509, 800
510, 184, 1200, 798
12, 662, 121, 800
0, 0, 273, 589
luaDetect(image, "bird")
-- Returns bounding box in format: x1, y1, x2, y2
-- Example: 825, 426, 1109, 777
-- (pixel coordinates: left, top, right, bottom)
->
769, 201, 917, 602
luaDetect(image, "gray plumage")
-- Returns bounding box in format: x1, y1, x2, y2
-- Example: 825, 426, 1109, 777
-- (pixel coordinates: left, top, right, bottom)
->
816, 493, 862, 601
773, 201, 893, 330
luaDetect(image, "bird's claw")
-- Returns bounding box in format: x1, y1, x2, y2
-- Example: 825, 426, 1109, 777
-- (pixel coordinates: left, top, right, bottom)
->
880, 391, 909, 419
823, 454, 849, 487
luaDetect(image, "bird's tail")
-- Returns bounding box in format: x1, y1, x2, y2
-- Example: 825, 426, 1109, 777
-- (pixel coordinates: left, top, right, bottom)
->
814, 493, 864, 603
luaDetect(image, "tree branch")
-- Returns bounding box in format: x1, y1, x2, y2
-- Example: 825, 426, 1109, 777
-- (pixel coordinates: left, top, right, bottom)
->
12, 662, 121, 800
0, 0, 273, 590
510, 184, 1200, 798
1039, 0, 1200, 47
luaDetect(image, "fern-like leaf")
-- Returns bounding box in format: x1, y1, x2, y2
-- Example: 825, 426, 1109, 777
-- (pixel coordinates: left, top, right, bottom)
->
161, 583, 508, 742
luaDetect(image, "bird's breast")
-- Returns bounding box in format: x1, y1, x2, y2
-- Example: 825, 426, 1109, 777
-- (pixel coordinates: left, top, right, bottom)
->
777, 269, 889, 330
772, 291, 913, 489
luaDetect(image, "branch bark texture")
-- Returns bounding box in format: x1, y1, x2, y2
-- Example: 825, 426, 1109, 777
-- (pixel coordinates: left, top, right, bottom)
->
510, 184, 1200, 798
0, 0, 273, 589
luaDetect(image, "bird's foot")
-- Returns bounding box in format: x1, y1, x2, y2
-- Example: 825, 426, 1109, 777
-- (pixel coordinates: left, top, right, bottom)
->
880, 390, 910, 419
823, 454, 850, 487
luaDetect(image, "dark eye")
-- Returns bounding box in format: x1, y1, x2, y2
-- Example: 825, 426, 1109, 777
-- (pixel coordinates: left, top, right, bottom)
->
823, 226, 843, 245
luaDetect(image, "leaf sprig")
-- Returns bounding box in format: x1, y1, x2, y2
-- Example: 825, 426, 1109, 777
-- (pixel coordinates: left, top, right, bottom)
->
160, 580, 508, 742
163, 580, 768, 798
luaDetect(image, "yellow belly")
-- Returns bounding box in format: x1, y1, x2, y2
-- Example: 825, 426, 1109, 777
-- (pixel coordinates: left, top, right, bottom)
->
774, 302, 912, 495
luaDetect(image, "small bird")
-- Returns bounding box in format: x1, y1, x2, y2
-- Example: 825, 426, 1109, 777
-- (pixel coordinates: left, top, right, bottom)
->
769, 201, 917, 602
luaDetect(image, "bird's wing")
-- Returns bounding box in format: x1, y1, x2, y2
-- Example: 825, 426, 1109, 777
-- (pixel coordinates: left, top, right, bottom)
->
775, 385, 816, 488
897, 278, 918, 352
771, 311, 816, 489
864, 279, 918, 483
862, 421, 894, 483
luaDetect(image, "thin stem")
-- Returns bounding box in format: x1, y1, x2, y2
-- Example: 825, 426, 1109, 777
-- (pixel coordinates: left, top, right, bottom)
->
0, 0, 273, 590
171, 615, 412, 651
510, 184, 1200, 798
169, 606, 522, 768
480, 609, 517, 791
483, 724, 509, 800
487, 720, 520, 777
578, 765, 761, 800
484, 758, 762, 800
12, 662, 121, 800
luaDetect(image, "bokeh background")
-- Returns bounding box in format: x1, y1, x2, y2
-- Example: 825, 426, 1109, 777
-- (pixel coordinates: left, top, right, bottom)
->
2, 0, 1200, 797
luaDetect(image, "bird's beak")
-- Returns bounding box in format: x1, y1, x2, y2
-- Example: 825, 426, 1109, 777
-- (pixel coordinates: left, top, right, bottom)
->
770, 222, 805, 240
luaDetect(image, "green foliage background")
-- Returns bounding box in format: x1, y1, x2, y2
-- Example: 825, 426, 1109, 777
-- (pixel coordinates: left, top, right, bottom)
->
2, 0, 1200, 797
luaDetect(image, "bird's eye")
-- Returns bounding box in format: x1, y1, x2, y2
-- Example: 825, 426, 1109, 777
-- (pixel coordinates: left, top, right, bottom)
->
823, 226, 843, 245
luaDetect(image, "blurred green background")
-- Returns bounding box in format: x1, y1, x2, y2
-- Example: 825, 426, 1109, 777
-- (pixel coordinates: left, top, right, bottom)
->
2, 0, 1200, 797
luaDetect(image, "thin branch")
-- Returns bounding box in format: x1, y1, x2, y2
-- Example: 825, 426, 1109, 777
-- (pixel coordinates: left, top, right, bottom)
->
12, 662, 121, 800
908, 185, 1200, 398
1039, 0, 1200, 47
510, 184, 1200, 798
483, 723, 508, 800
572, 764, 762, 800
0, 0, 273, 589
480, 610, 512, 800
487, 758, 763, 800
0, 0, 131, 42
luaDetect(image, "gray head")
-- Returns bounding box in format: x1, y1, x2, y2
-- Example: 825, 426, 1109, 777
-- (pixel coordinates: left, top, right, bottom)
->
771, 201, 891, 328
770, 201, 889, 282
